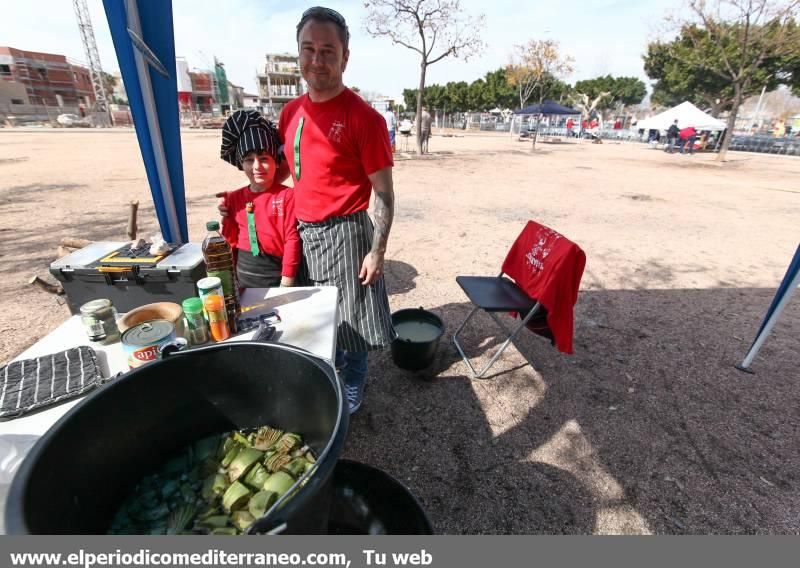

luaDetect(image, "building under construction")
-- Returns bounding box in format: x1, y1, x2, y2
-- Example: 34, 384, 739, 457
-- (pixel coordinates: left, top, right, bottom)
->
0, 46, 95, 107
257, 53, 304, 117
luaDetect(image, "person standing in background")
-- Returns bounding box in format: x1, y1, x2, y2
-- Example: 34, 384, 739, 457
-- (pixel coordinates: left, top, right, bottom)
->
665, 119, 680, 153
383, 103, 397, 153
420, 106, 432, 153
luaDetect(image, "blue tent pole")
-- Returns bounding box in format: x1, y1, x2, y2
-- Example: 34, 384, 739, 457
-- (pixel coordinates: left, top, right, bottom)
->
102, 0, 188, 243
737, 244, 800, 372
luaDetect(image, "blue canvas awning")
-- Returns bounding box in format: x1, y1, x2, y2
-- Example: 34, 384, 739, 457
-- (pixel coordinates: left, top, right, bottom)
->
513, 100, 580, 115
738, 244, 800, 372
102, 0, 188, 243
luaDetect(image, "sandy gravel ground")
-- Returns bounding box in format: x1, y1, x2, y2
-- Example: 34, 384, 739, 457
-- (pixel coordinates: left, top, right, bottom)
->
1, 128, 799, 534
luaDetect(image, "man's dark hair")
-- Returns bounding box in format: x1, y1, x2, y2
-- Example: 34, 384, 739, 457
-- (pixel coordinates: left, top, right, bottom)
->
296, 6, 350, 51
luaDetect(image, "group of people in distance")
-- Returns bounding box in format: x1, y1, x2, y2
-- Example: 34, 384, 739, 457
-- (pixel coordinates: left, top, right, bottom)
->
662, 119, 699, 155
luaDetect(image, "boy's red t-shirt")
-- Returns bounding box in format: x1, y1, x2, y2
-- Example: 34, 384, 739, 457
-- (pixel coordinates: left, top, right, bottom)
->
278, 88, 393, 222
220, 184, 301, 278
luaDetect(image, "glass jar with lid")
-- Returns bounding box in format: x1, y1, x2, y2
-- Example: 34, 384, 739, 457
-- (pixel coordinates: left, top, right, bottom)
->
182, 297, 209, 346
79, 299, 120, 344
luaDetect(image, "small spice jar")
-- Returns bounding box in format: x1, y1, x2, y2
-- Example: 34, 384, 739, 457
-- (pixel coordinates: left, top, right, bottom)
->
204, 295, 230, 342
182, 297, 209, 346
79, 299, 120, 344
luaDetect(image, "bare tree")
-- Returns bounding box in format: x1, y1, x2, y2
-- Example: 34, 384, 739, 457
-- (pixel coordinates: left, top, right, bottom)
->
364, 0, 485, 154
672, 0, 799, 161
506, 39, 574, 109
570, 92, 612, 121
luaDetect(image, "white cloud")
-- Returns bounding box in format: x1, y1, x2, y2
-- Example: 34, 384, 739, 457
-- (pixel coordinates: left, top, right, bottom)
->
2, 0, 676, 103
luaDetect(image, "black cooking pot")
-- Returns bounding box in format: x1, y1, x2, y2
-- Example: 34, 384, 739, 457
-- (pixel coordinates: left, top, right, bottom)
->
4, 342, 348, 534
390, 308, 445, 371
328, 460, 434, 534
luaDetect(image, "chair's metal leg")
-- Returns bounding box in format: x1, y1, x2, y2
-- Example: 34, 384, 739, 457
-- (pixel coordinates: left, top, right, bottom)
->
453, 303, 542, 379
453, 306, 483, 378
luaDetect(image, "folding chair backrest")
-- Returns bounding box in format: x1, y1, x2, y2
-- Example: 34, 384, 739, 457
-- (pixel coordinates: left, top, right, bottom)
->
501, 221, 586, 353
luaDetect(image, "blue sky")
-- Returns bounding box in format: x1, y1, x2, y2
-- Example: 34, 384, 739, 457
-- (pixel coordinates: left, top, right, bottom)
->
2, 0, 677, 100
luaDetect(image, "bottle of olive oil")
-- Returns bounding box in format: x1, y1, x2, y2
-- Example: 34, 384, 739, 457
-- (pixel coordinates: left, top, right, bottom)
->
202, 221, 239, 333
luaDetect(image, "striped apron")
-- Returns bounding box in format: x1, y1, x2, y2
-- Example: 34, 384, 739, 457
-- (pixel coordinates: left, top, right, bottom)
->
297, 210, 395, 352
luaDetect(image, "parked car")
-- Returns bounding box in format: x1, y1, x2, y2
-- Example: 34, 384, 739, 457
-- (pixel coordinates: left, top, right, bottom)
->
56, 113, 92, 127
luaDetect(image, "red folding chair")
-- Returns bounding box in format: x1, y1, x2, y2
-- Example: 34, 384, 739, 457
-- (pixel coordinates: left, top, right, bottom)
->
453, 221, 586, 378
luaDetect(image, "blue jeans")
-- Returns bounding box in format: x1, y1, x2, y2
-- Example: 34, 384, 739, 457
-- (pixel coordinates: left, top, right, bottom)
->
335, 349, 368, 388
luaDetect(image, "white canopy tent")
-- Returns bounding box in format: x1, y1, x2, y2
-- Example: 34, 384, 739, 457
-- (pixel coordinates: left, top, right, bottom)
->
637, 101, 726, 132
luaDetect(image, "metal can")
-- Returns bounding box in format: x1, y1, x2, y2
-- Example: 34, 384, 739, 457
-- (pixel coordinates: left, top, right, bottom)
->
79, 299, 120, 344
196, 276, 227, 324
121, 320, 176, 369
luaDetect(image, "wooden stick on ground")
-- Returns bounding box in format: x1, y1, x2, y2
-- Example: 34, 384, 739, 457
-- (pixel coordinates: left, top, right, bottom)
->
60, 237, 92, 249
127, 200, 139, 241
28, 275, 64, 295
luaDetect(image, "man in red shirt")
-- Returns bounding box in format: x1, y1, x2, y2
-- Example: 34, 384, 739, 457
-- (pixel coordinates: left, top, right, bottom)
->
221, 7, 395, 414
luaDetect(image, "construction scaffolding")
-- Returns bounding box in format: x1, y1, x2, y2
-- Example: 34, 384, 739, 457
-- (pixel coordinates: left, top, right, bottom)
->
257, 53, 303, 118
73, 0, 110, 125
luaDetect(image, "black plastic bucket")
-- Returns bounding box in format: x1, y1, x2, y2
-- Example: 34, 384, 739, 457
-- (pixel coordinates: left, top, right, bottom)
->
328, 460, 434, 534
5, 342, 348, 534
390, 308, 444, 371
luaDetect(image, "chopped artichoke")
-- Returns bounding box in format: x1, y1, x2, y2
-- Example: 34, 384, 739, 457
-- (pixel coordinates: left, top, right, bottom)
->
109, 425, 313, 535
242, 463, 270, 492
281, 458, 307, 480
248, 490, 278, 518
228, 448, 264, 482
167, 505, 196, 535
221, 445, 241, 468
254, 426, 283, 450
275, 432, 301, 454
233, 432, 250, 447
193, 436, 220, 463
211, 527, 239, 535
265, 451, 291, 473
196, 515, 230, 529
201, 473, 228, 502
261, 471, 295, 497
232, 510, 256, 531
222, 481, 251, 513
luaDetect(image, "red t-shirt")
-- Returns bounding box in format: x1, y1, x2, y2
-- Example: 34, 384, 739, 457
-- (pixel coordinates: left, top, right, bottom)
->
220, 184, 301, 278
501, 221, 586, 354
278, 88, 393, 222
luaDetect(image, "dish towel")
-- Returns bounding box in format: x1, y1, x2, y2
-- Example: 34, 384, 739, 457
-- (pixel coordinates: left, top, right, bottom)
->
0, 346, 104, 421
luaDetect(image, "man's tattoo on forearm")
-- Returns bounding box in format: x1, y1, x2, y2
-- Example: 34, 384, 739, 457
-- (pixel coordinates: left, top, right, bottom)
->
371, 188, 394, 254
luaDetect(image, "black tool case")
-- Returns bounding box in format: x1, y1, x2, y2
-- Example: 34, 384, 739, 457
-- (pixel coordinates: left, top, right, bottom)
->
50, 242, 206, 314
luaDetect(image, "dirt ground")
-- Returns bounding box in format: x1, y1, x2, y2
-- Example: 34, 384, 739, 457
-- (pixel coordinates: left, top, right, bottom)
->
1, 128, 799, 534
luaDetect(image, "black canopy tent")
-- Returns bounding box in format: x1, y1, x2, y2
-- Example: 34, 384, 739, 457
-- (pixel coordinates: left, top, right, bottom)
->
512, 100, 581, 149
514, 100, 581, 116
